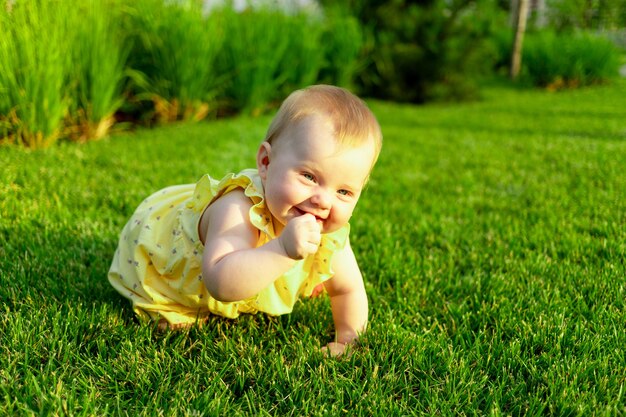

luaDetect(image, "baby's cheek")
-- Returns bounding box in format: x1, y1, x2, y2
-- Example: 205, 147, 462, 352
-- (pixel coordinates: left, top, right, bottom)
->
323, 218, 344, 234
282, 183, 303, 201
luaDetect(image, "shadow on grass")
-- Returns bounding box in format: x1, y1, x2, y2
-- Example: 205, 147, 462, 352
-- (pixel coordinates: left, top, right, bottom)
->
0, 220, 136, 324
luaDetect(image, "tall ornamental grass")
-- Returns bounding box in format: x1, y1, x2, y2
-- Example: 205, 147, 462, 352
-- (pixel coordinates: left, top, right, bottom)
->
319, 10, 363, 89
0, 0, 365, 148
218, 7, 299, 115
0, 0, 71, 147
124, 0, 225, 123
276, 12, 326, 99
218, 5, 362, 115
523, 30, 621, 89
67, 0, 130, 141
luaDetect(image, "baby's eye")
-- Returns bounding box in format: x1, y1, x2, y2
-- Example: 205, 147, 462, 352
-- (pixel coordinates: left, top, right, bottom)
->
302, 172, 315, 182
338, 189, 351, 196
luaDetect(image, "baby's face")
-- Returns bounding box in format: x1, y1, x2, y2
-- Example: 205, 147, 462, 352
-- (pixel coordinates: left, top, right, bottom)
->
258, 115, 376, 234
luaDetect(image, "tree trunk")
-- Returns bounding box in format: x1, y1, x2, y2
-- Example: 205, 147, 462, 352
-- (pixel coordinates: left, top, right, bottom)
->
510, 0, 530, 80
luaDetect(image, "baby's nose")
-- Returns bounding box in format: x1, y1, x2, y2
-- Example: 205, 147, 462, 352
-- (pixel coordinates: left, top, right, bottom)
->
311, 188, 331, 209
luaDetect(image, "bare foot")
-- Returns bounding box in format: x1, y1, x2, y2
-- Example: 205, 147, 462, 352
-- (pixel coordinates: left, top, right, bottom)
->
322, 342, 352, 358
157, 319, 194, 332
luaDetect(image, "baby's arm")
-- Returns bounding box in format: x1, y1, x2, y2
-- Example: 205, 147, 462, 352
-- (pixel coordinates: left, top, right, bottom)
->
323, 237, 368, 355
202, 190, 321, 302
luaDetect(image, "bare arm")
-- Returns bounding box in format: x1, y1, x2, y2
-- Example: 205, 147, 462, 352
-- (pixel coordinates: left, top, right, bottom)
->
202, 190, 321, 302
323, 237, 368, 350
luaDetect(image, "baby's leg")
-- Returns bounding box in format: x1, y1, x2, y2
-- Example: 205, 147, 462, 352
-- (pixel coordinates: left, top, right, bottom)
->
310, 283, 326, 297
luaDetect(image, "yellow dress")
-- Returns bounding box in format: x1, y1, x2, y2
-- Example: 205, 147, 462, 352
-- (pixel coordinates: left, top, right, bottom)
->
108, 169, 349, 325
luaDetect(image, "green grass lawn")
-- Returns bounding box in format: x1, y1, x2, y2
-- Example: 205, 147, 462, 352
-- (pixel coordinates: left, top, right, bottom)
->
1, 81, 625, 416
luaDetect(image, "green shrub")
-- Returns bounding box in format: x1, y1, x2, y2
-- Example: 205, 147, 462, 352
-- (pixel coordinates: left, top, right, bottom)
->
490, 28, 515, 75
523, 30, 621, 88
323, 0, 506, 103
545, 0, 626, 31
605, 30, 626, 51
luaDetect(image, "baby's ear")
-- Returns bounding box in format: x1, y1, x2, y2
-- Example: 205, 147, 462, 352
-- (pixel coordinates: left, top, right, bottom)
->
256, 141, 272, 180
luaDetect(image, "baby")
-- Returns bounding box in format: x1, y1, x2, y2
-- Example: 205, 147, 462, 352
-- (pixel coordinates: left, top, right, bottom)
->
108, 85, 382, 356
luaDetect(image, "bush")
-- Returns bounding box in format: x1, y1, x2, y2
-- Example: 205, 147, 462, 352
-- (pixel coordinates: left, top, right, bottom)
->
544, 0, 626, 31
324, 0, 507, 103
522, 30, 621, 89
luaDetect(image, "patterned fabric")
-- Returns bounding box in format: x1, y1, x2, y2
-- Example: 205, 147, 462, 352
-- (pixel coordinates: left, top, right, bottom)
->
108, 169, 349, 325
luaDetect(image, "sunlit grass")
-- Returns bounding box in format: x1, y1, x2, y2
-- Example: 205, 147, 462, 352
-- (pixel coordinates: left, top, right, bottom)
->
1, 81, 625, 415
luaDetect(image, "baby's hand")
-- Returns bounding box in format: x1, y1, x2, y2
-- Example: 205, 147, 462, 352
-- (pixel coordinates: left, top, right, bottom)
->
279, 213, 321, 260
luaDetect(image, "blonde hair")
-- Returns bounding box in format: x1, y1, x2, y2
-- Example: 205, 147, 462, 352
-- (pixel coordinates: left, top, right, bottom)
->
264, 85, 382, 163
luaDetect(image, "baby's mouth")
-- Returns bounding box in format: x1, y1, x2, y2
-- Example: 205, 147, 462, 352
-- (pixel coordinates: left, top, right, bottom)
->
294, 207, 325, 226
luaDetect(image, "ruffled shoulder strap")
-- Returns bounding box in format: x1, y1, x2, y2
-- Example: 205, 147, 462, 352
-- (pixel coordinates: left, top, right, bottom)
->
186, 169, 275, 236
320, 224, 350, 253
